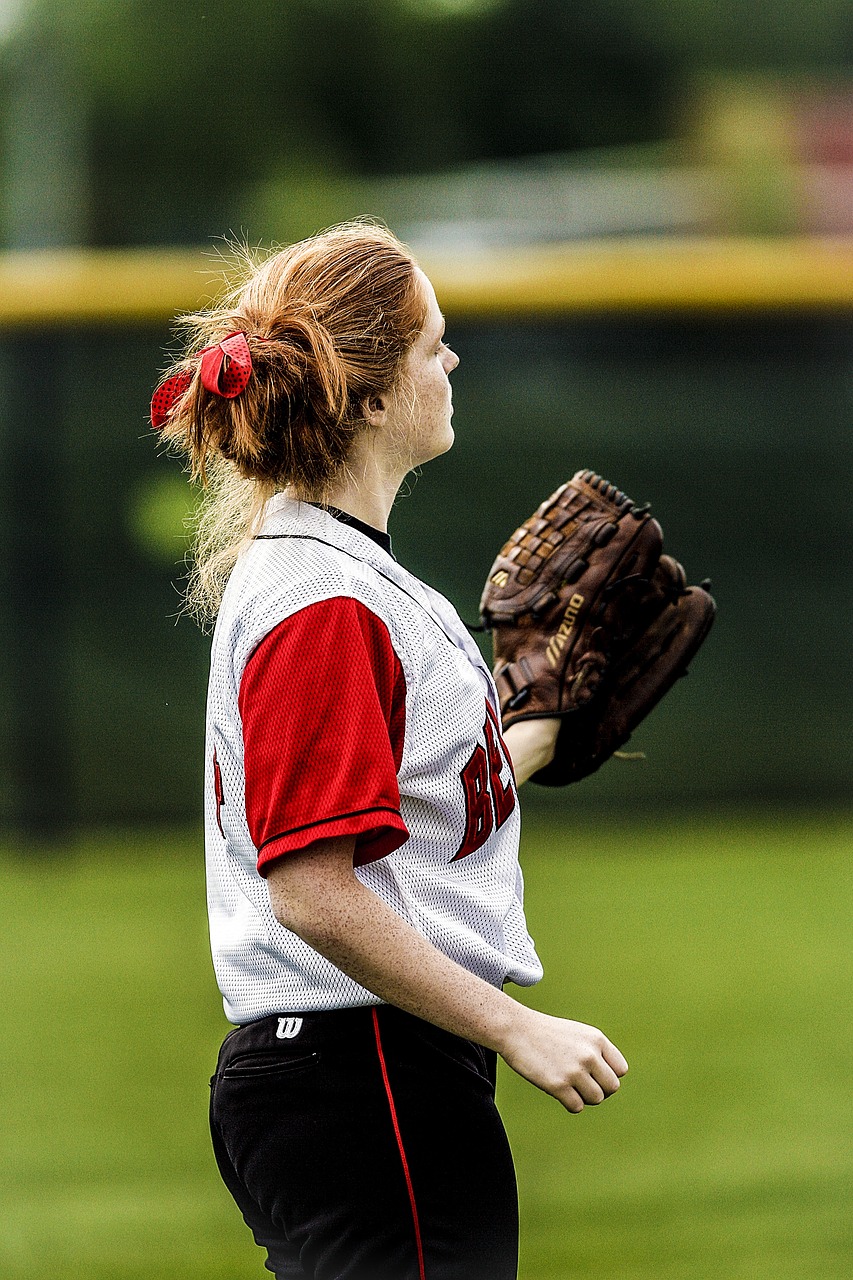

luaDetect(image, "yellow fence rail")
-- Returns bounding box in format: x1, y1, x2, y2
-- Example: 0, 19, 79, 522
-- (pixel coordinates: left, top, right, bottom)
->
0, 237, 851, 326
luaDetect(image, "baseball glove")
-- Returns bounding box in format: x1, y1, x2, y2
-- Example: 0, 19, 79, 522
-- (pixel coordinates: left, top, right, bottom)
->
480, 469, 716, 786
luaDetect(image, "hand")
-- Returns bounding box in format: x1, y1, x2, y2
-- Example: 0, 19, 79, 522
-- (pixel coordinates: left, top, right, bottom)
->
499, 1007, 628, 1113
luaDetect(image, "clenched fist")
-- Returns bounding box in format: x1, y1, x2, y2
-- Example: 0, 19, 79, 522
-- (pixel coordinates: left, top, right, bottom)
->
499, 1008, 629, 1113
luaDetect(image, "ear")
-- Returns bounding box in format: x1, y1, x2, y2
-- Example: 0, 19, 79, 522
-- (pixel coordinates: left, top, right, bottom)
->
362, 392, 388, 429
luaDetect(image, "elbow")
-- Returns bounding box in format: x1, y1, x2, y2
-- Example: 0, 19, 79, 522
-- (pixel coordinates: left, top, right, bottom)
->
269, 890, 299, 933
267, 879, 320, 938
270, 891, 349, 961
263, 834, 360, 944
264, 878, 345, 948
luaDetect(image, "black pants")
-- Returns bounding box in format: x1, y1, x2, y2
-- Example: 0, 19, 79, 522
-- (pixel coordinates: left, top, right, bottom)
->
209, 1004, 519, 1280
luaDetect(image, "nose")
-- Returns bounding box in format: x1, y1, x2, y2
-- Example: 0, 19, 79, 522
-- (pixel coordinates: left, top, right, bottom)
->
446, 349, 460, 374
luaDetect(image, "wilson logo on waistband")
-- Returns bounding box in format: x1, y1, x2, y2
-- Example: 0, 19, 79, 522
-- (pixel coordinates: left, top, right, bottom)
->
276, 1016, 303, 1040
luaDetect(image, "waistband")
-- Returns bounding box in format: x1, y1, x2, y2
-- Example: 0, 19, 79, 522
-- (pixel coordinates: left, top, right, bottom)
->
216, 1004, 496, 1089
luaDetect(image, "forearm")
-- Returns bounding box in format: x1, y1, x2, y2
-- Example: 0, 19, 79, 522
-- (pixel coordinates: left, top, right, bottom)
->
270, 843, 523, 1053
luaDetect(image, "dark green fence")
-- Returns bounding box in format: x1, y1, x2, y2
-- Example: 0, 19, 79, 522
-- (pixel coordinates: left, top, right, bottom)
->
1, 314, 849, 834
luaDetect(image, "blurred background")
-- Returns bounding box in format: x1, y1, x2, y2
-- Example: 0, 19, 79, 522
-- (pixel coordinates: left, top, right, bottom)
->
0, 2, 850, 1278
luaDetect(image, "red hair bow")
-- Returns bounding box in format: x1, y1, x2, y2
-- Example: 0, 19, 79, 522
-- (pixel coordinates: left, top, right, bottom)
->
150, 331, 253, 429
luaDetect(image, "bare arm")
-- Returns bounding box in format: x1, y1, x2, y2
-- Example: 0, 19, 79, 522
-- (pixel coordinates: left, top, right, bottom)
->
502, 718, 560, 786
266, 836, 627, 1114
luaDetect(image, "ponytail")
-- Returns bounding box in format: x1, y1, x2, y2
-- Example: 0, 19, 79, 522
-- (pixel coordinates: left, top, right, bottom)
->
154, 222, 426, 623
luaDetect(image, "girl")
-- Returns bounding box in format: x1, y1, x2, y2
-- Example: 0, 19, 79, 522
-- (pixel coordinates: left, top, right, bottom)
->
152, 222, 627, 1280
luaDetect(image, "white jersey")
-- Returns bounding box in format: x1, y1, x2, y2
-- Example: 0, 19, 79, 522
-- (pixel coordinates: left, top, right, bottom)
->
205, 494, 543, 1023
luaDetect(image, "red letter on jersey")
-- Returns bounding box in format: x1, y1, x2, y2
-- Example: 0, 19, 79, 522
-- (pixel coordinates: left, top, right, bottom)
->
484, 714, 515, 830
454, 702, 516, 860
453, 743, 494, 860
212, 746, 225, 837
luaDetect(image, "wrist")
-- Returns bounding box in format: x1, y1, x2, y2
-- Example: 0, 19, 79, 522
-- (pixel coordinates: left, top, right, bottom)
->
484, 992, 535, 1058
502, 718, 560, 785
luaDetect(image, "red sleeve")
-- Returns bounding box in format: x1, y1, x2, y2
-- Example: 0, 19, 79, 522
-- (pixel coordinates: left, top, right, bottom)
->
238, 597, 409, 874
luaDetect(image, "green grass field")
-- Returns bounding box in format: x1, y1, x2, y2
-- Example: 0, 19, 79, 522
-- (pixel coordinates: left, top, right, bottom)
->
2, 812, 851, 1279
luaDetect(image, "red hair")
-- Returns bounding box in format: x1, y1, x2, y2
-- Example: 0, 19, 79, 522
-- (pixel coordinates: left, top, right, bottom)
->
160, 221, 427, 497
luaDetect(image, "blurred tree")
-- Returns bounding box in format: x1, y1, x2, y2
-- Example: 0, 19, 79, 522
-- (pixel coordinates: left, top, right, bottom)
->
628, 0, 853, 71
2, 0, 850, 246
0, 0, 677, 244
455, 0, 675, 161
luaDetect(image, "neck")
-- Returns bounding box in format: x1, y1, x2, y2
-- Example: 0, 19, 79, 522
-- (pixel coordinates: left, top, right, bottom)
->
320, 438, 405, 533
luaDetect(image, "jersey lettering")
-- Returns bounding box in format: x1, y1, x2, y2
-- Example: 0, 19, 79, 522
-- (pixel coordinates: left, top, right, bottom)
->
484, 714, 515, 829
213, 747, 225, 837
453, 744, 494, 860
453, 705, 517, 860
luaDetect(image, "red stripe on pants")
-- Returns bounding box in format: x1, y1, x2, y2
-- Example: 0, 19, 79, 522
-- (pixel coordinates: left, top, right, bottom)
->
371, 1007, 426, 1280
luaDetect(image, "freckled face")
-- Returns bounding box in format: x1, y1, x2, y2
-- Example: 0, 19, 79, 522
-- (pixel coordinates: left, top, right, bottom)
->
390, 269, 459, 469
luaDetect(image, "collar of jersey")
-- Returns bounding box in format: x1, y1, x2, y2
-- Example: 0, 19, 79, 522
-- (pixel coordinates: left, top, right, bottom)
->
259, 493, 396, 561
306, 501, 393, 556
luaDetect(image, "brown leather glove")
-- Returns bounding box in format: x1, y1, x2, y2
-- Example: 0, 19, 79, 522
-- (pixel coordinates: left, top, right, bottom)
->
480, 469, 716, 785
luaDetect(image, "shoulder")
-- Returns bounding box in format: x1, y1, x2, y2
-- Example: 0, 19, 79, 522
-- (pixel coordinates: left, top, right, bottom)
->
213, 497, 427, 681
240, 595, 402, 694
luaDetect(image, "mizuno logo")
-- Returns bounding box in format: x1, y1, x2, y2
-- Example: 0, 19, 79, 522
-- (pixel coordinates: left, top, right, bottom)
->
546, 593, 585, 668
276, 1016, 303, 1040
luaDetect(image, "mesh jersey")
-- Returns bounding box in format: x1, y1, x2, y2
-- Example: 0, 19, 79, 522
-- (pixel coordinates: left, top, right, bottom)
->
205, 494, 543, 1023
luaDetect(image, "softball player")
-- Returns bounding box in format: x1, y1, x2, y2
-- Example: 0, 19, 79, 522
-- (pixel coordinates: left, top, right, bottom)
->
152, 222, 628, 1280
